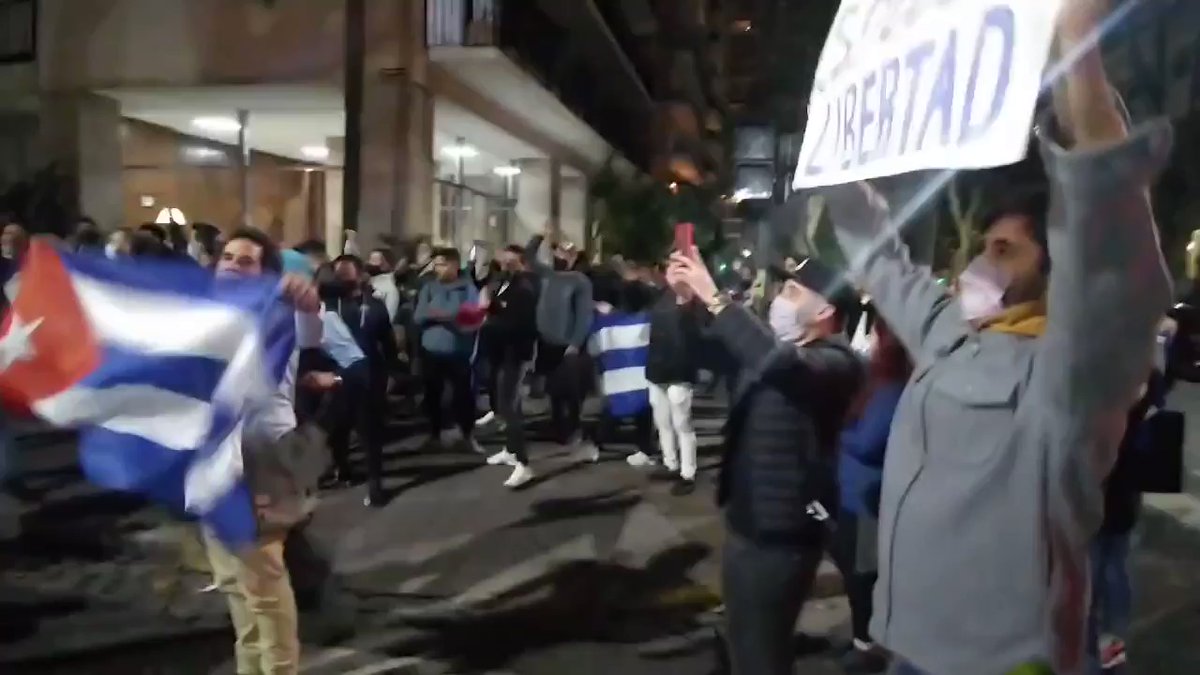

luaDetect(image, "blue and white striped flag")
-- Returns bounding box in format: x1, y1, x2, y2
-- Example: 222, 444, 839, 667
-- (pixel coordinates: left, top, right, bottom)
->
587, 310, 650, 417
0, 240, 296, 548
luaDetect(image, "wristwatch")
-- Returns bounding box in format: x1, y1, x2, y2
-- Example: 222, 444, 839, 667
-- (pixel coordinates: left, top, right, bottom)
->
706, 291, 732, 315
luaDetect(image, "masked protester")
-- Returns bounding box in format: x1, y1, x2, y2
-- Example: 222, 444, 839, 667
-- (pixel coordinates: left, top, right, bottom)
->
818, 5, 1172, 673
366, 248, 401, 323
329, 255, 399, 507
645, 270, 704, 494
524, 234, 594, 450
413, 247, 485, 455
667, 249, 864, 675
477, 245, 540, 488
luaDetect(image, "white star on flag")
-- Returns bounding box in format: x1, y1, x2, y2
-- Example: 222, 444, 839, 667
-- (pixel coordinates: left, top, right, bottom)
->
0, 314, 44, 371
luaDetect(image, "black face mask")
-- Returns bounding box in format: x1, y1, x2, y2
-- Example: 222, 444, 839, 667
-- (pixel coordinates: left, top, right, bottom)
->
364, 264, 383, 277
324, 278, 356, 297
553, 258, 569, 271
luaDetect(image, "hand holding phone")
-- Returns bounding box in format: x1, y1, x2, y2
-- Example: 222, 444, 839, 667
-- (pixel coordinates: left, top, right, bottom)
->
674, 222, 695, 253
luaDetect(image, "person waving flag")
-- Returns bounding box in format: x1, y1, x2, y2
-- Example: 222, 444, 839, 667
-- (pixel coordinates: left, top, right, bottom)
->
0, 239, 296, 548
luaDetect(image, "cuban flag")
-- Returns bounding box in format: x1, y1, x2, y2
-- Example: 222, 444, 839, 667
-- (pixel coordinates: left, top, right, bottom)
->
0, 240, 295, 547
587, 310, 650, 417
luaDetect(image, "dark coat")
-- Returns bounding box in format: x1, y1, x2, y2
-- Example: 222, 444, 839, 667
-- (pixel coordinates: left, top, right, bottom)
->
646, 291, 704, 385
333, 293, 398, 377
483, 271, 539, 363
708, 304, 864, 548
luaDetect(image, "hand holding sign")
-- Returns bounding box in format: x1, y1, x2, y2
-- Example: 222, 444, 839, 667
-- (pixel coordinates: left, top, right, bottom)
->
1053, 0, 1128, 148
795, 0, 1064, 188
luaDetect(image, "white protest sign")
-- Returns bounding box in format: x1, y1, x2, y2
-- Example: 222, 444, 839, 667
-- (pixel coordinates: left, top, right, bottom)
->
793, 0, 1064, 189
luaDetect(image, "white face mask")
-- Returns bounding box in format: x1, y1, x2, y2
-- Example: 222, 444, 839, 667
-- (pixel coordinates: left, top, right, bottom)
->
104, 243, 119, 259
769, 295, 806, 341
958, 255, 1010, 322
849, 316, 873, 356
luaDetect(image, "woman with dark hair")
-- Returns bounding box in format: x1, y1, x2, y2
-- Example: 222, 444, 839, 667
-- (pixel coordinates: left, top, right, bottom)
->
833, 311, 911, 674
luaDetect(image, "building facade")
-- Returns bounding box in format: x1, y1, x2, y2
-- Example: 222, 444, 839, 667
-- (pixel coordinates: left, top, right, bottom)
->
0, 0, 727, 256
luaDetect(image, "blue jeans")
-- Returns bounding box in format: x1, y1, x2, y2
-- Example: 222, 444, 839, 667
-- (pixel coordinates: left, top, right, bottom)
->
1087, 531, 1133, 674
1089, 532, 1133, 639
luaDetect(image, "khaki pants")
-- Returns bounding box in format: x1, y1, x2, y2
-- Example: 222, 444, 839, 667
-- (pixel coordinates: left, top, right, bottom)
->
204, 531, 300, 675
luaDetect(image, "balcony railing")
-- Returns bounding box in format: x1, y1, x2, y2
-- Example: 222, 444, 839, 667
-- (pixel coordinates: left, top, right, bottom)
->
0, 0, 36, 64
427, 0, 500, 47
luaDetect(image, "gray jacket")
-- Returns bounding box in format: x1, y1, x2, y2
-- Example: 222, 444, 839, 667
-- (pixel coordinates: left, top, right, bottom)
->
413, 276, 479, 356
822, 120, 1173, 675
525, 236, 593, 348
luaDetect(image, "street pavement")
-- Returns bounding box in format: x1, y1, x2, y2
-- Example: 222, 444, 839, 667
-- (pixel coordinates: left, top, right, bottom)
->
1, 389, 1200, 674
0, 394, 846, 674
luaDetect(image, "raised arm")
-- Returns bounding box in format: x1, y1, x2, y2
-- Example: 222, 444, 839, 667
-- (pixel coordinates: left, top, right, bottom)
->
820, 184, 962, 361
1036, 2, 1173, 562
1035, 2, 1173, 450
524, 235, 552, 278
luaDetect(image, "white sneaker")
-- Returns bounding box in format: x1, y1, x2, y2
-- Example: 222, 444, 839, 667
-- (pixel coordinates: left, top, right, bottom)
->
504, 463, 535, 489
476, 410, 496, 426
626, 451, 657, 468
574, 441, 600, 463
487, 449, 519, 466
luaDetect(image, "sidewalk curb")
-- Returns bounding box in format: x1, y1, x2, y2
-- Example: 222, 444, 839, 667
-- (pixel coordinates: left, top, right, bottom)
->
1144, 493, 1200, 530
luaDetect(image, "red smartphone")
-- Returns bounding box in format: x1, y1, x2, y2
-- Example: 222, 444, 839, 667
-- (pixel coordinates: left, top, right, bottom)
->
674, 222, 695, 253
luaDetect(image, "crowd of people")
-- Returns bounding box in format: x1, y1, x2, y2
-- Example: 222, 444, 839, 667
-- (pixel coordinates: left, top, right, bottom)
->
0, 4, 1189, 675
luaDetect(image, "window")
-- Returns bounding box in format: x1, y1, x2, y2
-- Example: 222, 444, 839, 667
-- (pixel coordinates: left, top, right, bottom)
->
0, 0, 36, 64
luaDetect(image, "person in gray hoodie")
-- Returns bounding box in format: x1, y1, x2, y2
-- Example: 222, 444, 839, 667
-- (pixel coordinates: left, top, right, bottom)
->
413, 247, 484, 453
820, 5, 1172, 674
525, 234, 594, 447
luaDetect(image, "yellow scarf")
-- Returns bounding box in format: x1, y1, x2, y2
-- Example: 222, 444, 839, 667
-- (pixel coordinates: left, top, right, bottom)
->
981, 299, 1047, 337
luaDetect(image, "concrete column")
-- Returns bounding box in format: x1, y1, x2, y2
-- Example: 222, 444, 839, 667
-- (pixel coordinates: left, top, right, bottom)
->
352, 0, 434, 251
35, 93, 123, 232
560, 174, 587, 249
513, 158, 556, 246
236, 109, 251, 227
549, 157, 562, 238
324, 137, 345, 259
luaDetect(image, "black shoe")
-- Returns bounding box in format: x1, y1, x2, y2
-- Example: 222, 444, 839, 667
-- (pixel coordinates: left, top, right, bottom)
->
840, 646, 889, 674
670, 478, 696, 496
364, 492, 389, 508
650, 467, 678, 482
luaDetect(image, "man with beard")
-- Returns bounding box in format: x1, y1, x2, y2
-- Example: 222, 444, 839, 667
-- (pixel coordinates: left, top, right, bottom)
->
819, 3, 1173, 672
329, 254, 399, 507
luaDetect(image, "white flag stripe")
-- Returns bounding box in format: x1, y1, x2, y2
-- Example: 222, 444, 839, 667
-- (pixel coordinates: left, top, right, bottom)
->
34, 384, 213, 450
70, 275, 253, 361
211, 327, 275, 413
594, 322, 650, 350
603, 366, 648, 396
185, 422, 244, 513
